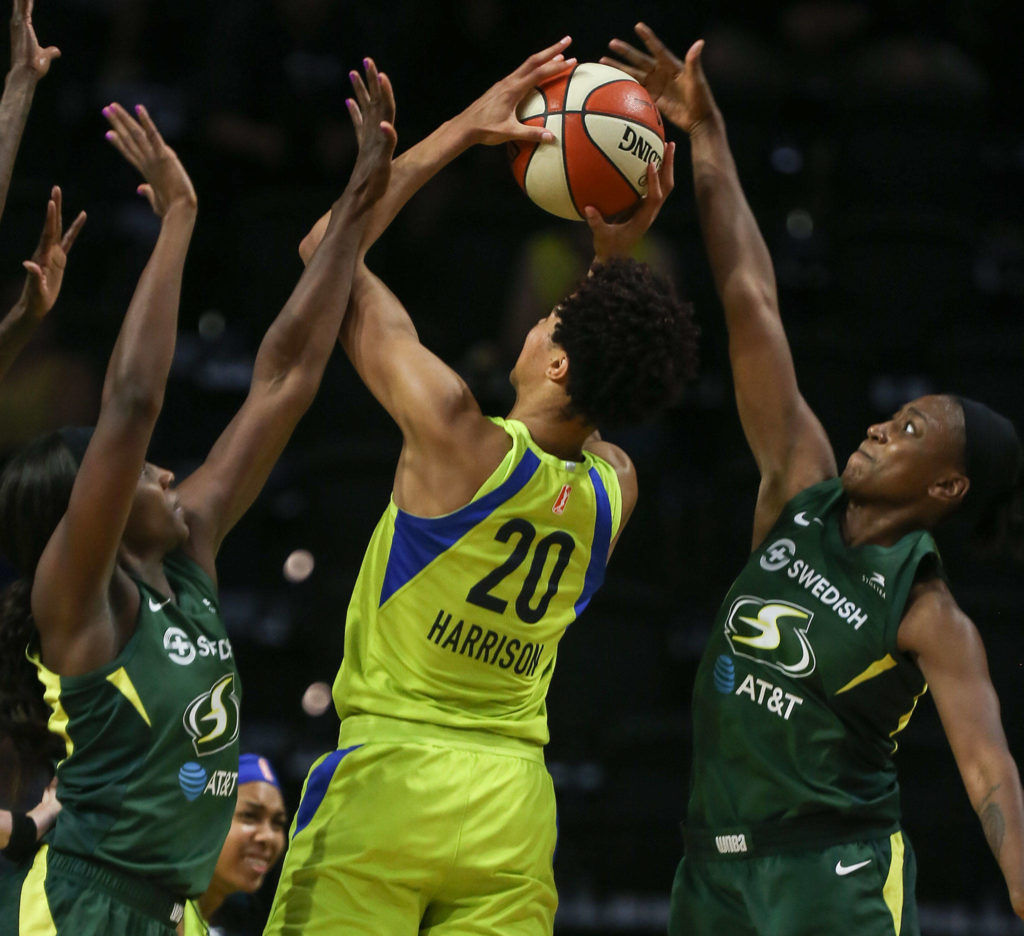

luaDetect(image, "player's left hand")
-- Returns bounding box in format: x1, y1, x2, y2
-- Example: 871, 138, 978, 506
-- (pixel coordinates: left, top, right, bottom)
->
585, 141, 675, 261
344, 57, 398, 210
25, 776, 61, 840
21, 185, 86, 319
9, 0, 60, 79
456, 37, 577, 147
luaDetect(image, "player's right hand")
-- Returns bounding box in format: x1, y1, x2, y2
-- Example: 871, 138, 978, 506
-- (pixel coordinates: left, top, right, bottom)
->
457, 37, 577, 147
601, 24, 715, 135
103, 103, 197, 217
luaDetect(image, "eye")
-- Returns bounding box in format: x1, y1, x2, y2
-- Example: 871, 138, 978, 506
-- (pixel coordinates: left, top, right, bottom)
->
903, 420, 916, 435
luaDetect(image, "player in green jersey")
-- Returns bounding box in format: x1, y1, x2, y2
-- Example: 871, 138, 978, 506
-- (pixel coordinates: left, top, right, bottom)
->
0, 64, 395, 934
605, 23, 1024, 935
264, 38, 700, 936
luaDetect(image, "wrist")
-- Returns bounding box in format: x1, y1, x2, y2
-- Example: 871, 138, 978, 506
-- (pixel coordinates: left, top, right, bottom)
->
4, 64, 41, 90
444, 113, 483, 150
688, 108, 725, 141
1, 812, 37, 860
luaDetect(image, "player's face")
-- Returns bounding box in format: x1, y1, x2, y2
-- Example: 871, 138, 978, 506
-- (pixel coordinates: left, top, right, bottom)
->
211, 781, 288, 895
510, 309, 561, 390
123, 462, 189, 552
841, 395, 965, 506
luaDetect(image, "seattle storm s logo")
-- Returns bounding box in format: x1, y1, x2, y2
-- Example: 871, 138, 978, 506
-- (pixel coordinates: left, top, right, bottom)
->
183, 674, 240, 757
725, 596, 816, 678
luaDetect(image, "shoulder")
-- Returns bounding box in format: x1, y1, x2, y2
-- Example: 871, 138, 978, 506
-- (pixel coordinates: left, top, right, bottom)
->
898, 575, 976, 658
584, 439, 635, 500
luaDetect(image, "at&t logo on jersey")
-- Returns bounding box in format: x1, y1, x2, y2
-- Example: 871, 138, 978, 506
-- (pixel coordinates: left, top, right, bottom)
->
183, 673, 240, 757
724, 596, 816, 678
177, 761, 238, 801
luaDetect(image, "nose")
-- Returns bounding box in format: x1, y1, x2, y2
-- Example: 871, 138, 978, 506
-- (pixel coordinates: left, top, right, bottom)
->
158, 468, 174, 489
867, 422, 888, 443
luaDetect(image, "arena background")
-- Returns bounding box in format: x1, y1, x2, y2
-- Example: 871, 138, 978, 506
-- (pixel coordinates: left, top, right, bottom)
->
2, 1, 1023, 932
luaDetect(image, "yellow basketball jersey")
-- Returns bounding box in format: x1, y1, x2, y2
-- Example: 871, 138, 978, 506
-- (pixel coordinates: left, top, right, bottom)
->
333, 417, 622, 746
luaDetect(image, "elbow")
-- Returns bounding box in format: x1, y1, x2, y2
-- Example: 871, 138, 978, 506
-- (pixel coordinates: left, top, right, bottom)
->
102, 380, 165, 424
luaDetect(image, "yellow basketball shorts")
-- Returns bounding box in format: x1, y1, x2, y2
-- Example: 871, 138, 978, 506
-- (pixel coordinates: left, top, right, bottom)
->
263, 714, 558, 936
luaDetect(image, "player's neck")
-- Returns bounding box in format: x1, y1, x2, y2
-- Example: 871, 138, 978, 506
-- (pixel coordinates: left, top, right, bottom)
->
840, 499, 929, 549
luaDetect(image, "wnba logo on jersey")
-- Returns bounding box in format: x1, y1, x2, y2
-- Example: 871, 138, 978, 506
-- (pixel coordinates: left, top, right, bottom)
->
183, 673, 240, 757
552, 485, 572, 514
724, 595, 816, 678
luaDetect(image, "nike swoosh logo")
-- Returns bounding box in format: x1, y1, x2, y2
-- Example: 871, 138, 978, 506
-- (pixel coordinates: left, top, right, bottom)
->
794, 512, 824, 527
148, 596, 171, 612
835, 859, 872, 876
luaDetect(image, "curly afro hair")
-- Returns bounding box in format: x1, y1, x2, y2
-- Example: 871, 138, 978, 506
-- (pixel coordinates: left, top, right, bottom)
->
552, 257, 698, 428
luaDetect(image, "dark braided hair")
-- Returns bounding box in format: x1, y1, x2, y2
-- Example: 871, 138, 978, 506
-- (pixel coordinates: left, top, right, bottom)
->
0, 431, 81, 786
552, 257, 699, 428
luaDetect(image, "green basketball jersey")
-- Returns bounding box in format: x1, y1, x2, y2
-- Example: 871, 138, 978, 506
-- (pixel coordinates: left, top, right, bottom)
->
687, 479, 939, 836
333, 417, 622, 746
29, 551, 241, 897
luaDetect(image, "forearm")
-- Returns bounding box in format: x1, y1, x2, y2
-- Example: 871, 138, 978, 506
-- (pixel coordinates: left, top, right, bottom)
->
967, 756, 1024, 914
255, 191, 371, 391
102, 205, 195, 412
0, 296, 41, 380
689, 110, 778, 322
0, 67, 40, 221
302, 117, 474, 265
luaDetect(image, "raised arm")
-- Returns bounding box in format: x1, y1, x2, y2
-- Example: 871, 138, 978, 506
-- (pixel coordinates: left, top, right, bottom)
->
0, 0, 60, 223
0, 185, 85, 380
604, 25, 836, 547
32, 104, 197, 675
899, 581, 1024, 920
173, 60, 396, 577
298, 37, 576, 264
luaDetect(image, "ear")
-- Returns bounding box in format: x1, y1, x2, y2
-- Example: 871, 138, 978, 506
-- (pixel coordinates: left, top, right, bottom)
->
546, 350, 569, 385
929, 472, 969, 505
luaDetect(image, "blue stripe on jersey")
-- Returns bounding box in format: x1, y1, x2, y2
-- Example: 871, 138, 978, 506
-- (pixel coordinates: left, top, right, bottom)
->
379, 450, 541, 607
292, 744, 362, 838
574, 466, 612, 616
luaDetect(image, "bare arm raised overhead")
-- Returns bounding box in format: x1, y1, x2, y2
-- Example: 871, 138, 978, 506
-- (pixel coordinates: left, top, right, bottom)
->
604, 25, 836, 548
0, 0, 60, 223
0, 185, 84, 380
32, 104, 197, 676
332, 41, 580, 517
174, 59, 396, 580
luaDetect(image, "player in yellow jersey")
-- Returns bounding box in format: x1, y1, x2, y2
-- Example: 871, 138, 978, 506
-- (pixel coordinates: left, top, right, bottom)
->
265, 40, 700, 936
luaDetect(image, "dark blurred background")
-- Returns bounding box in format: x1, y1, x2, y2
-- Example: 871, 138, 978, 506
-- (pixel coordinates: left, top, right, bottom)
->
2, 0, 1023, 932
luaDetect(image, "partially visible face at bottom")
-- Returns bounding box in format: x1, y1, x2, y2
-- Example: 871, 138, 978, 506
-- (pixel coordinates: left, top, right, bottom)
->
211, 780, 288, 895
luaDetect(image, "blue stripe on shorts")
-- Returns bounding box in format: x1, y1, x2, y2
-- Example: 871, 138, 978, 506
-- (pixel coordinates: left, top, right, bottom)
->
292, 744, 363, 839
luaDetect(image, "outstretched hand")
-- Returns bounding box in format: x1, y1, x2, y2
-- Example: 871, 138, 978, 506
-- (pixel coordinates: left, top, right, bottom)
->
21, 184, 86, 319
601, 24, 714, 134
103, 103, 197, 217
344, 57, 398, 210
454, 36, 577, 146
9, 0, 60, 79
585, 142, 676, 261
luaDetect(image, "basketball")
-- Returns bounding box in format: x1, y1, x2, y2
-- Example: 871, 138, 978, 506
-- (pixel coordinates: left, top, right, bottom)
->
508, 62, 665, 222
